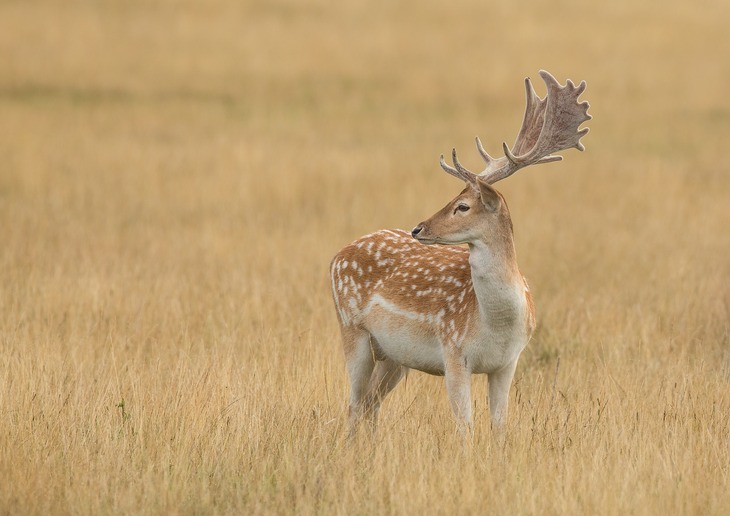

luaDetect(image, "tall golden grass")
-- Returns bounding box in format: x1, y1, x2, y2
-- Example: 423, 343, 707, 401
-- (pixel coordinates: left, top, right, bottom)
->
0, 0, 728, 513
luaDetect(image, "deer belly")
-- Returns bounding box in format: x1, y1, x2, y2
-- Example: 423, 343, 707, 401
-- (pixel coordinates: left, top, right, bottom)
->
364, 304, 445, 375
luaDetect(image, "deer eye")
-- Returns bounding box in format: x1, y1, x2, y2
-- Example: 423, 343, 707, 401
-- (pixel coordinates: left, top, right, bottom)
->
456, 203, 470, 213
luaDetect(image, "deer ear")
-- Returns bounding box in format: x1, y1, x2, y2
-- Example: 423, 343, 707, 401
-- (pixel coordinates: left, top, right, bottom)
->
477, 178, 500, 212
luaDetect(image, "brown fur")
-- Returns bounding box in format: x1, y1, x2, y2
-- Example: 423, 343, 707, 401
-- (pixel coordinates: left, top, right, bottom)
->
331, 229, 479, 350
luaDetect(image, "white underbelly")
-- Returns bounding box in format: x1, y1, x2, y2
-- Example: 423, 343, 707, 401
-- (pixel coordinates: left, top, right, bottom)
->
362, 302, 446, 375
358, 295, 527, 376
370, 328, 445, 375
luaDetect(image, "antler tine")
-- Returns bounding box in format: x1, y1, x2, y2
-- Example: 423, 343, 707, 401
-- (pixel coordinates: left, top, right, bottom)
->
535, 155, 563, 165
440, 149, 477, 185
475, 136, 496, 167
439, 153, 458, 176
509, 76, 547, 157
451, 148, 477, 180
502, 142, 563, 167
440, 153, 471, 184
502, 142, 517, 165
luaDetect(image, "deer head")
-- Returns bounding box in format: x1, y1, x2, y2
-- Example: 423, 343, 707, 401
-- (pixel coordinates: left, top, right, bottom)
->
410, 183, 510, 247
412, 70, 591, 247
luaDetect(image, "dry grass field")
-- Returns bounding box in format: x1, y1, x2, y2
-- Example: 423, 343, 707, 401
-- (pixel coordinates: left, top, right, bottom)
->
1, 0, 728, 514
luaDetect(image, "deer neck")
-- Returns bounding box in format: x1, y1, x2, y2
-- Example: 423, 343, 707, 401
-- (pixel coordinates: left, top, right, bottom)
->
467, 237, 522, 325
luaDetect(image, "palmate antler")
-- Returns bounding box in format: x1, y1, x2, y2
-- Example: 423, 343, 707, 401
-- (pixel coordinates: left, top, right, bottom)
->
440, 70, 591, 185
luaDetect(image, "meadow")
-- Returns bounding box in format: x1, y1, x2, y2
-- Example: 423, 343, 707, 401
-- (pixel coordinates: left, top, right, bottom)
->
0, 0, 728, 513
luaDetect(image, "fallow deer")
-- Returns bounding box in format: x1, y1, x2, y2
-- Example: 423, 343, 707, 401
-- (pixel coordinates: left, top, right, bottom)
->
330, 70, 591, 437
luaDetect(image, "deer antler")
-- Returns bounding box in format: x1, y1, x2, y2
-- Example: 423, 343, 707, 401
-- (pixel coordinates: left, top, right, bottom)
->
440, 70, 591, 185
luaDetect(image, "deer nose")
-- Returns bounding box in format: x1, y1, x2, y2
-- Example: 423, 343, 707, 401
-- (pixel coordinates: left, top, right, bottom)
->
411, 225, 423, 238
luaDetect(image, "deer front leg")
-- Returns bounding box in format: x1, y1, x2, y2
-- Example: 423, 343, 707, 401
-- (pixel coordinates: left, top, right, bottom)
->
444, 352, 472, 435
487, 356, 520, 431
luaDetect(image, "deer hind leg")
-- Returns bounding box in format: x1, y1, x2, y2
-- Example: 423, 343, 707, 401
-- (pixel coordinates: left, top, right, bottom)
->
341, 326, 376, 438
362, 357, 405, 432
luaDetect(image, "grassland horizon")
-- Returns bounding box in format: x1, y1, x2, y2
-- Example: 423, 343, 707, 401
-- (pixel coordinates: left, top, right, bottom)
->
1, 0, 728, 514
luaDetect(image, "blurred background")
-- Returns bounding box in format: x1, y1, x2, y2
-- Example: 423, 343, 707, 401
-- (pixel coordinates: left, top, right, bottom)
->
2, 0, 726, 365
0, 0, 728, 513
